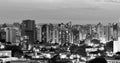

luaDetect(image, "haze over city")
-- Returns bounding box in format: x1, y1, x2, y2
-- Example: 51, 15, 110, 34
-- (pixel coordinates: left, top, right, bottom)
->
1, 0, 120, 63
0, 0, 120, 24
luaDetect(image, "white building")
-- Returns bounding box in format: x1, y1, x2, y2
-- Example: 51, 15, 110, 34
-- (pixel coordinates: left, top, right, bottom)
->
0, 50, 11, 57
36, 24, 42, 42
5, 27, 17, 43
113, 37, 120, 53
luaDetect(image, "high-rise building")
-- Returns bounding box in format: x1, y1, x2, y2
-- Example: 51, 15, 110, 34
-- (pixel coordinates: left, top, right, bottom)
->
60, 29, 66, 45
113, 37, 120, 53
72, 25, 80, 44
84, 24, 92, 41
5, 27, 17, 43
47, 24, 54, 43
58, 23, 71, 45
0, 25, 2, 29
79, 26, 87, 41
118, 22, 120, 37
97, 22, 104, 40
91, 24, 98, 39
37, 23, 55, 43
70, 29, 73, 44
104, 26, 109, 42
37, 23, 52, 43
79, 30, 83, 41
52, 24, 59, 43
62, 23, 71, 44
36, 24, 42, 42
108, 23, 114, 41
5, 28, 10, 42
21, 20, 36, 44
41, 24, 48, 43
113, 23, 118, 41
0, 28, 6, 41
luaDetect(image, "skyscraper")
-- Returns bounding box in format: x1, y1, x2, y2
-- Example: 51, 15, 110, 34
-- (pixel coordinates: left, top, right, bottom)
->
104, 26, 109, 42
0, 28, 6, 42
5, 27, 17, 43
118, 22, 120, 37
108, 23, 113, 41
58, 22, 72, 45
41, 24, 48, 43
21, 20, 36, 44
52, 24, 59, 43
36, 24, 42, 42
72, 25, 80, 44
47, 24, 54, 43
97, 22, 103, 40
113, 23, 118, 41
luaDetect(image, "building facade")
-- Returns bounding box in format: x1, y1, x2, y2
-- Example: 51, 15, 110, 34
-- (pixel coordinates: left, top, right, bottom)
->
21, 20, 36, 44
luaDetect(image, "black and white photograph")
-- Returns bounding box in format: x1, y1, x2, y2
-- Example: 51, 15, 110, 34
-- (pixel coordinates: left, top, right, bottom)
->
0, 0, 120, 63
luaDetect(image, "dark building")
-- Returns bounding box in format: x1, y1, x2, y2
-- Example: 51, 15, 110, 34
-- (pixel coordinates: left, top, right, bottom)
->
72, 25, 80, 44
21, 20, 36, 44
113, 23, 118, 41
61, 30, 66, 44
47, 24, 54, 43
58, 23, 71, 45
0, 29, 6, 42
41, 24, 48, 42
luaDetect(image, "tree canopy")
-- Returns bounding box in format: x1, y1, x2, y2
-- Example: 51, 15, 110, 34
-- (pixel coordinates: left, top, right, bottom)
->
70, 44, 86, 57
91, 39, 100, 44
105, 41, 113, 52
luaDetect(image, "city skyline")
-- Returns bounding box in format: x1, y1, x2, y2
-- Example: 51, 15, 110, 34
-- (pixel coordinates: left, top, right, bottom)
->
0, 0, 120, 62
0, 0, 120, 24
0, 19, 120, 25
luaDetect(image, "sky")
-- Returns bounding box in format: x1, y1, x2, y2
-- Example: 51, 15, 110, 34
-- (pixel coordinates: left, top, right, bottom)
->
0, 0, 120, 24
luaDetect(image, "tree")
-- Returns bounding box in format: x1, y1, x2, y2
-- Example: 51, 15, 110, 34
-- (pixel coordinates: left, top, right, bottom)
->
91, 39, 100, 44
5, 45, 23, 57
114, 52, 120, 59
80, 40, 85, 44
105, 41, 113, 52
87, 57, 107, 63
70, 44, 87, 57
50, 53, 71, 63
2, 23, 7, 28
6, 42, 11, 44
116, 52, 120, 55
35, 40, 40, 44
89, 50, 105, 57
0, 39, 6, 43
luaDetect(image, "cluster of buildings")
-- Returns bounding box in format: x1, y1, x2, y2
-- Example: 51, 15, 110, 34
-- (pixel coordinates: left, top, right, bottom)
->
0, 20, 120, 63
37, 22, 120, 45
0, 20, 120, 48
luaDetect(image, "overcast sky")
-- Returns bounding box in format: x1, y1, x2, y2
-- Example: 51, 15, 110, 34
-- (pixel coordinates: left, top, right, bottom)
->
0, 0, 120, 24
